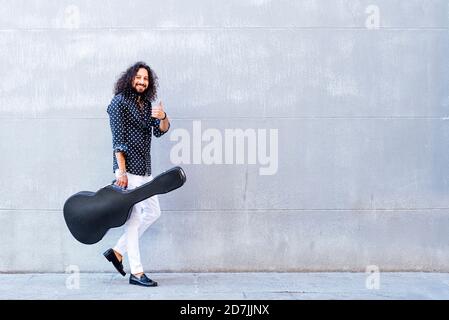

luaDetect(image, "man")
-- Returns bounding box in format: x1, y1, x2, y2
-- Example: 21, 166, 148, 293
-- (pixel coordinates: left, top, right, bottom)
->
103, 61, 170, 287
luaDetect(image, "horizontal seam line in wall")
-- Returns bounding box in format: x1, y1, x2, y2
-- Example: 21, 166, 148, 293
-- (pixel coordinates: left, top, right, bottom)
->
1, 117, 448, 120
1, 208, 449, 212
0, 27, 448, 31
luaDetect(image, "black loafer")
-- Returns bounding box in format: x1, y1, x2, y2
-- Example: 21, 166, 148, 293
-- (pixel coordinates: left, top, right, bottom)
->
103, 248, 126, 277
129, 274, 158, 287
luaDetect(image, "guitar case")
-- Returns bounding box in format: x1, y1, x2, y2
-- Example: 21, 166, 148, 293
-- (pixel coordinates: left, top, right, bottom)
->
63, 166, 186, 245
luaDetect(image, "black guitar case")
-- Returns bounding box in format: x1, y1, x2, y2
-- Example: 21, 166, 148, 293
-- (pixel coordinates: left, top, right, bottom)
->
63, 166, 186, 245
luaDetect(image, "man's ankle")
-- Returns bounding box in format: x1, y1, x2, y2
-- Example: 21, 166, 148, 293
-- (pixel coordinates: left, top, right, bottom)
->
113, 249, 122, 262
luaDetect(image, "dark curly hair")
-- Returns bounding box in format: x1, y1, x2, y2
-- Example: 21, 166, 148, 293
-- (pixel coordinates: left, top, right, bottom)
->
114, 61, 159, 102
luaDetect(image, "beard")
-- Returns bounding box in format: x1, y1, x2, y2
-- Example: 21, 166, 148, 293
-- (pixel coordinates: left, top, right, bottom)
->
133, 84, 147, 96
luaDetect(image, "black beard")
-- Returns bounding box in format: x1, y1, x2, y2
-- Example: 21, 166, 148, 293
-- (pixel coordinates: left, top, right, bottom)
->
133, 86, 146, 96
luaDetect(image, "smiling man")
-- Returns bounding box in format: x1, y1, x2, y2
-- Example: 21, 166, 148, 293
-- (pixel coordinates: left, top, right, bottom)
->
103, 61, 170, 287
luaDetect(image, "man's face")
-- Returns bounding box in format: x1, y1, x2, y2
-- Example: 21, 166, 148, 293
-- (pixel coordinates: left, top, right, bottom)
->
132, 68, 149, 94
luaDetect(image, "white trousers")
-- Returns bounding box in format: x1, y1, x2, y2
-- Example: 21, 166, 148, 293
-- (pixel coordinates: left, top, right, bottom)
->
113, 171, 161, 275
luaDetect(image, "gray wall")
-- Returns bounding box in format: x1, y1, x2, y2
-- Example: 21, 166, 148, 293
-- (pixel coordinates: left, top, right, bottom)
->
0, 0, 448, 272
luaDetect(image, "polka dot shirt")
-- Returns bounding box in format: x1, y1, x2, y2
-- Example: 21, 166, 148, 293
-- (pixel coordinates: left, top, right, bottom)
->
107, 91, 170, 176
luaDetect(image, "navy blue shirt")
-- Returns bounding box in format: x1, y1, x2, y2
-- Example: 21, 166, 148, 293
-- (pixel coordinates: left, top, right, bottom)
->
107, 91, 169, 176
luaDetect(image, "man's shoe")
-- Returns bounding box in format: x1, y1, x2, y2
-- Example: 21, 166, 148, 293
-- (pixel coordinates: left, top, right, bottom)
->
129, 274, 158, 287
103, 248, 126, 277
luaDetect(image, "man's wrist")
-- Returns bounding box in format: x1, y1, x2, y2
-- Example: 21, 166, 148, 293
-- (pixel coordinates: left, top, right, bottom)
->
118, 169, 127, 177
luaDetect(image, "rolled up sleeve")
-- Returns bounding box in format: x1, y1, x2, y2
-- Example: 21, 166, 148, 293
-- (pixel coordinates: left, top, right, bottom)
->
151, 118, 170, 138
107, 96, 128, 154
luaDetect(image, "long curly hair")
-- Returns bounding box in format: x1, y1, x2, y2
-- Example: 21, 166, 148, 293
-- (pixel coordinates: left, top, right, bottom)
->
114, 61, 159, 102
